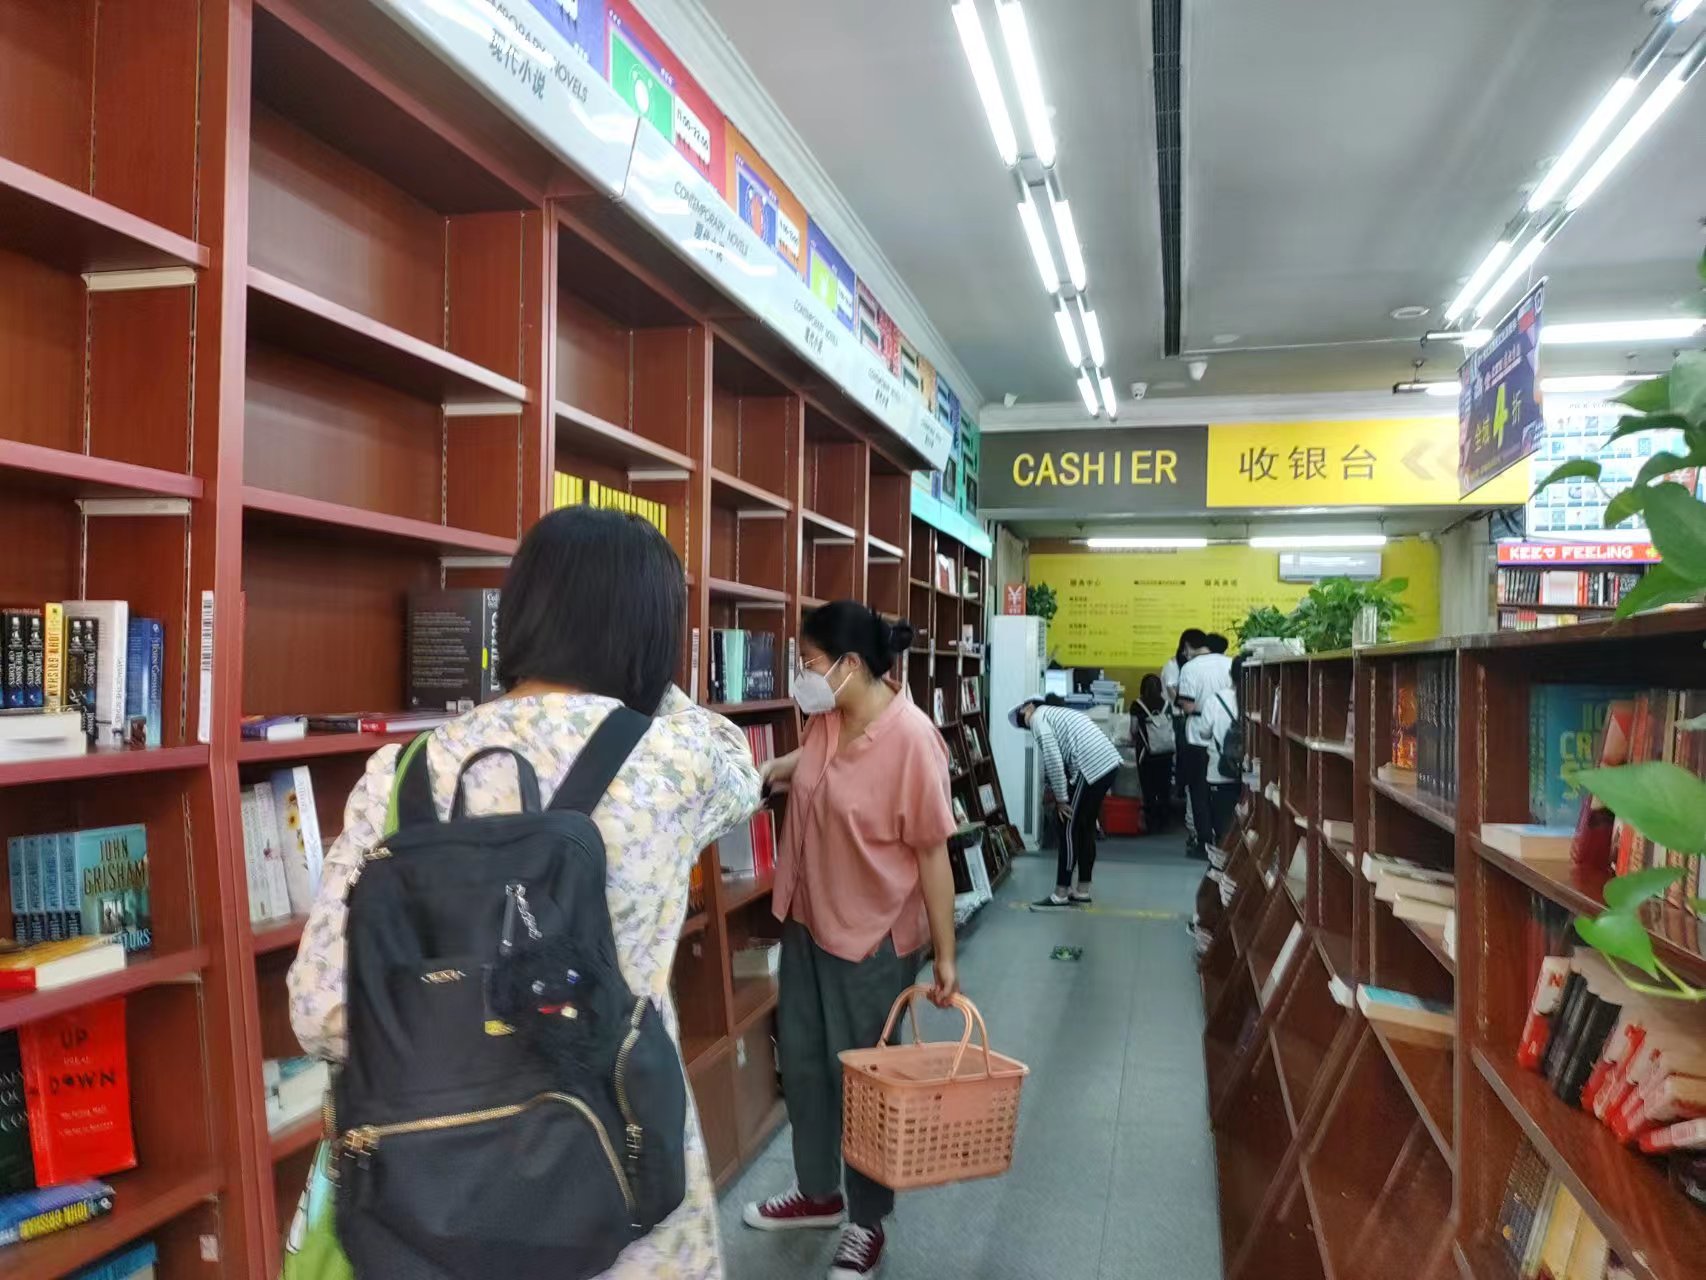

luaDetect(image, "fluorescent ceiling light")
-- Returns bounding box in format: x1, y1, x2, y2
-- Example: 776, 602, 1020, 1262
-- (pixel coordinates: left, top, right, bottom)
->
1084, 537, 1209, 550
1434, 317, 1706, 349
1017, 183, 1059, 290
1473, 229, 1547, 320
997, 2, 1056, 167
1526, 76, 1639, 210
1078, 299, 1106, 366
952, 2, 1019, 166
1543, 374, 1639, 393
1674, 0, 1702, 23
1443, 239, 1514, 323
1249, 535, 1389, 549
1097, 372, 1118, 418
1049, 189, 1087, 290
1076, 370, 1099, 416
1054, 299, 1083, 366
1566, 42, 1703, 212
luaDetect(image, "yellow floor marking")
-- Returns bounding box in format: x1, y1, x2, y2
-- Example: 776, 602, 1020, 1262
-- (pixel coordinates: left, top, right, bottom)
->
1009, 902, 1185, 921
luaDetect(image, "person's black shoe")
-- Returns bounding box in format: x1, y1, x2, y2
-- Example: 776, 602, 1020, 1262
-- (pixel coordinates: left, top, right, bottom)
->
1030, 893, 1073, 910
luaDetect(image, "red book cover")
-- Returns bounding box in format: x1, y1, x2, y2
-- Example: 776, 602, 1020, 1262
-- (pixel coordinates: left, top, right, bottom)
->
1569, 698, 1634, 871
19, 997, 135, 1185
1613, 692, 1653, 876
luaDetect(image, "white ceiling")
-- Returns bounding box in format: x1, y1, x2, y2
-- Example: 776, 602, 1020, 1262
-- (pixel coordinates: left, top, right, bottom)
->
696, 0, 1706, 409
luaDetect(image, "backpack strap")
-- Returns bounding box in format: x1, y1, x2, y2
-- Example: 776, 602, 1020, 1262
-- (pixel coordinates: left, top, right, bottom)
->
548, 707, 653, 816
450, 748, 542, 819
386, 732, 438, 838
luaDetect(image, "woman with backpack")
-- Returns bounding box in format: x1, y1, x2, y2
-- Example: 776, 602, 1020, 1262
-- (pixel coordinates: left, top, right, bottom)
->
741, 601, 961, 1280
1131, 672, 1174, 835
287, 506, 762, 1280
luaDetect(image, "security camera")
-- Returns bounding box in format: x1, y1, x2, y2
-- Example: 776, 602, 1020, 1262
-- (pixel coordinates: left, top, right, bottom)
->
1129, 381, 1148, 400
1002, 392, 1018, 408
1187, 359, 1209, 382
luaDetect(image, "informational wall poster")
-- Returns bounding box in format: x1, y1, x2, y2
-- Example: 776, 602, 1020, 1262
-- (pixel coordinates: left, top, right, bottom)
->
724, 122, 809, 279
1028, 541, 1440, 672
527, 0, 608, 72
1207, 419, 1528, 509
806, 219, 857, 332
606, 1, 722, 183
856, 279, 886, 357
1461, 280, 1545, 497
1526, 400, 1690, 537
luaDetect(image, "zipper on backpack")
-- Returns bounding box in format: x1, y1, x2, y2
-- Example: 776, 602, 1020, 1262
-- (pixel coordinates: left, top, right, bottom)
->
341, 1092, 635, 1214
613, 998, 647, 1157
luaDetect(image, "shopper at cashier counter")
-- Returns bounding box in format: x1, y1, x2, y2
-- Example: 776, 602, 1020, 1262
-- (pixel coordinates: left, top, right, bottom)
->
1014, 695, 1122, 910
744, 600, 962, 1280
1177, 632, 1237, 852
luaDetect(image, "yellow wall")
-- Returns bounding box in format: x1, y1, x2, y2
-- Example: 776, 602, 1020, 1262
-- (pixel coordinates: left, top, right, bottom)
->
1028, 539, 1440, 676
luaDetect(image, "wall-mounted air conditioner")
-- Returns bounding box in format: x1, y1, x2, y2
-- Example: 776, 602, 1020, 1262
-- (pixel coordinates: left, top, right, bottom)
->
1277, 551, 1382, 581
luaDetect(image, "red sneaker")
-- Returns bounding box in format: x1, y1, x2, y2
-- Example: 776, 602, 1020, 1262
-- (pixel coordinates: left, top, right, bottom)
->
828, 1224, 885, 1278
742, 1186, 846, 1232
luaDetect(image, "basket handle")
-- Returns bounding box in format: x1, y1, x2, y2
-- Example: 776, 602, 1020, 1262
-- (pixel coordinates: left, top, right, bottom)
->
875, 985, 1013, 1082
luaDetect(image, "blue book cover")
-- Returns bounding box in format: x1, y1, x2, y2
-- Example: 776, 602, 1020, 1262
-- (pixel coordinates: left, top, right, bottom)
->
6, 837, 24, 941
0, 1178, 115, 1247
60, 833, 82, 940
1528, 684, 1640, 826
124, 619, 163, 748
68, 1238, 158, 1280
20, 836, 41, 943
65, 825, 150, 953
39, 831, 62, 943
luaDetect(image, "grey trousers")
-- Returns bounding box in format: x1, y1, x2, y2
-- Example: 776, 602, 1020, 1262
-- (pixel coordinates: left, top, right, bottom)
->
778, 918, 920, 1226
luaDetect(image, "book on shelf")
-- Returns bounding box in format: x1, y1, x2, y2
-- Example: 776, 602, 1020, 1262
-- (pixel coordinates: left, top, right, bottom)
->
1608, 690, 1706, 910
1, 604, 164, 752
240, 714, 306, 742
67, 1239, 157, 1280
1481, 823, 1575, 860
1257, 921, 1304, 1007
708, 630, 777, 704
5, 825, 150, 951
269, 767, 325, 917
263, 1055, 330, 1133
1529, 685, 1638, 828
122, 619, 163, 748
241, 782, 297, 923
1375, 761, 1417, 787
351, 711, 456, 734
976, 782, 997, 815
0, 937, 125, 994
406, 590, 502, 713
731, 942, 781, 981
1355, 984, 1454, 1044
0, 610, 43, 709
1517, 892, 1577, 1071
552, 471, 668, 537
959, 676, 980, 715
952, 796, 969, 825
1391, 664, 1418, 772
1494, 1142, 1551, 1270
63, 602, 127, 747
720, 723, 777, 880
1414, 655, 1457, 804
0, 1032, 33, 1194
1568, 697, 1635, 871
0, 710, 84, 764
18, 998, 134, 1185
1497, 566, 1644, 608
0, 1179, 116, 1250
1391, 896, 1454, 929
1319, 817, 1353, 846
931, 688, 946, 726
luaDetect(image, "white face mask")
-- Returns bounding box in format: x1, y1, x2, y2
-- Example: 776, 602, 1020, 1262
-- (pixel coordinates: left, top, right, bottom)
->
794, 656, 849, 715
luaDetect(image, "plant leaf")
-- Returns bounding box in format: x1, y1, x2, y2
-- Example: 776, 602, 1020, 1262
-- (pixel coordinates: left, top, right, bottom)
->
1531, 459, 1601, 497
1614, 562, 1702, 618
1617, 376, 1671, 415
1643, 482, 1706, 584
1576, 761, 1706, 856
1603, 413, 1690, 448
1634, 451, 1700, 490
1575, 910, 1661, 978
1691, 897, 1706, 914
1602, 487, 1648, 529
1603, 865, 1686, 911
1672, 350, 1706, 428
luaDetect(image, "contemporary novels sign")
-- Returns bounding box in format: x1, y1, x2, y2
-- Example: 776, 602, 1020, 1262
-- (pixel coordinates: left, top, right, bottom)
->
1460, 279, 1546, 497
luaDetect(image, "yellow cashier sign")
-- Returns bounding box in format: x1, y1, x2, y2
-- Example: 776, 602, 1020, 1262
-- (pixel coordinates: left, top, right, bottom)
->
1206, 418, 1527, 508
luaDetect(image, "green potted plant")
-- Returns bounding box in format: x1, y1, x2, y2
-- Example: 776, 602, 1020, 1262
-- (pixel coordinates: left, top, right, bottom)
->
1529, 249, 1706, 994
1025, 582, 1058, 624
1231, 605, 1295, 647
1286, 576, 1410, 652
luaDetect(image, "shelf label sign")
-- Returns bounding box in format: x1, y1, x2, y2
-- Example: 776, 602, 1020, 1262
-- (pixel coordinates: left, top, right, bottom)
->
369, 0, 640, 196
1497, 542, 1660, 565
619, 124, 781, 323
764, 270, 855, 390
1460, 279, 1546, 497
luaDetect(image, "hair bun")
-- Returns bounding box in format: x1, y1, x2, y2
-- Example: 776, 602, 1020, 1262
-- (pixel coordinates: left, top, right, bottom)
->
886, 618, 915, 654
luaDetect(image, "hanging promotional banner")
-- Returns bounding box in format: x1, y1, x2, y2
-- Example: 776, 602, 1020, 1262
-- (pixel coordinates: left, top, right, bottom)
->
1207, 418, 1527, 508
370, 0, 639, 195
807, 220, 858, 333
605, 1, 723, 184
528, 0, 607, 68
1497, 542, 1661, 565
1460, 279, 1546, 497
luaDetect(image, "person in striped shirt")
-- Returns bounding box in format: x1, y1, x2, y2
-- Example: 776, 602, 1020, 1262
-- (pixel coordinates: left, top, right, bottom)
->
1011, 696, 1123, 909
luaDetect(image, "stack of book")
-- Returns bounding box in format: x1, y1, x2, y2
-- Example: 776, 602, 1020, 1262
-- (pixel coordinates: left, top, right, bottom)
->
0, 601, 164, 757
4, 825, 150, 951
67, 1240, 156, 1279
239, 768, 324, 924
959, 677, 981, 716
1497, 566, 1644, 609
1494, 1143, 1627, 1279
1499, 608, 1593, 631
708, 630, 777, 704
0, 999, 135, 1252
1520, 948, 1706, 1153
1363, 853, 1456, 953
965, 724, 987, 762
552, 470, 668, 537
1355, 984, 1454, 1044
263, 1055, 330, 1134
719, 723, 777, 881
1389, 658, 1456, 803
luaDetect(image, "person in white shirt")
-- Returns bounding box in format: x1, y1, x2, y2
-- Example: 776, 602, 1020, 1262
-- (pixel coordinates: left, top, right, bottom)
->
1176, 633, 1235, 855
1011, 697, 1122, 909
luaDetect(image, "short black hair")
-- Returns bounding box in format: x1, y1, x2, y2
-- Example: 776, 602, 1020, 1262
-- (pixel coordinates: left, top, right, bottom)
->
496, 506, 685, 711
1206, 633, 1230, 654
801, 600, 913, 678
1180, 628, 1209, 651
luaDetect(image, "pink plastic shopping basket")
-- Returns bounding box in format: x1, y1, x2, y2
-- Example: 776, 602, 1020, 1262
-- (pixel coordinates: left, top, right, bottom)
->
839, 986, 1029, 1190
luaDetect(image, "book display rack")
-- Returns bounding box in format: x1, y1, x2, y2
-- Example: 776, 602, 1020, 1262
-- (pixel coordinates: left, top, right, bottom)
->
1204, 614, 1706, 1280
0, 2, 993, 1274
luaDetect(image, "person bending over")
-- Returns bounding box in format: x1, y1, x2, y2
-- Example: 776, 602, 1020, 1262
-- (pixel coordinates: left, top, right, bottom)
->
1015, 696, 1122, 909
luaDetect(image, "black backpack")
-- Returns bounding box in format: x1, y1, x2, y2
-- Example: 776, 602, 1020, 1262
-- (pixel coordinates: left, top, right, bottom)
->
1215, 691, 1245, 780
333, 708, 688, 1279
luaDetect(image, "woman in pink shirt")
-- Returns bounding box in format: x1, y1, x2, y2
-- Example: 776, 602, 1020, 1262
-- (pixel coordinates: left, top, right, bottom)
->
742, 601, 962, 1280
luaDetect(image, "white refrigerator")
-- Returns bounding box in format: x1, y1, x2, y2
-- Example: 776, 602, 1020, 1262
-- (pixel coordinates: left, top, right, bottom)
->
988, 615, 1049, 849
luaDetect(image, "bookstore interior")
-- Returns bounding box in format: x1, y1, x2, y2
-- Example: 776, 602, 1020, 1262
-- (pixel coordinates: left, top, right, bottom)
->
3, 1, 1706, 1278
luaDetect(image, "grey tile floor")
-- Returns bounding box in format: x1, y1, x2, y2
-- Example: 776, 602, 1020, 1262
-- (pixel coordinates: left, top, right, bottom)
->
715, 832, 1224, 1279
